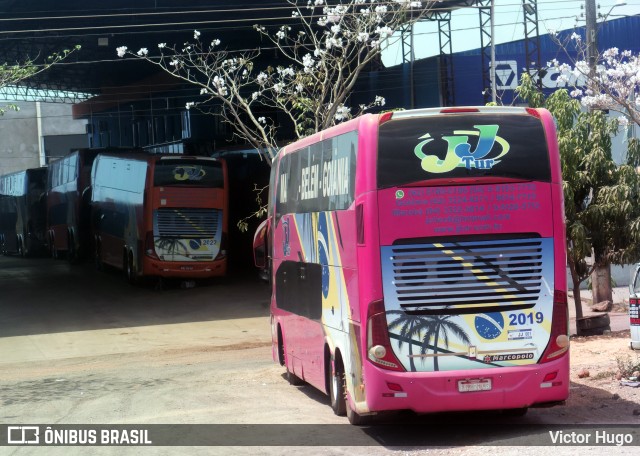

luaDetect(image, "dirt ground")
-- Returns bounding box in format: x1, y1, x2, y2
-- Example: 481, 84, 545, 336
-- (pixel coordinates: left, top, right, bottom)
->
559, 330, 640, 424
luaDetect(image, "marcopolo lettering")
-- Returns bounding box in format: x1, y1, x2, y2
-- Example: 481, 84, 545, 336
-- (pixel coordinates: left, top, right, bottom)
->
483, 353, 534, 362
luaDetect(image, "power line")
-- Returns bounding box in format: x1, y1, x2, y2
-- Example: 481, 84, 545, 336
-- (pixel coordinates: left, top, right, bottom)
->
3, 1, 636, 35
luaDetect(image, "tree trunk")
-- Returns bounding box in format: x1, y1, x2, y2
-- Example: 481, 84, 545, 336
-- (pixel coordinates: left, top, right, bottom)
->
567, 255, 584, 321
591, 262, 613, 305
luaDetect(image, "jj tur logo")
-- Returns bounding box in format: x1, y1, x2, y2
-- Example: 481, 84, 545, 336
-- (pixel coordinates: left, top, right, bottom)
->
173, 165, 206, 181
7, 426, 40, 444
414, 124, 510, 174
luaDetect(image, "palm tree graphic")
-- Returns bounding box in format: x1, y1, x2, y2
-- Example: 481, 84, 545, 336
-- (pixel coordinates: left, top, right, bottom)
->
388, 310, 423, 372
388, 307, 471, 371
155, 237, 188, 256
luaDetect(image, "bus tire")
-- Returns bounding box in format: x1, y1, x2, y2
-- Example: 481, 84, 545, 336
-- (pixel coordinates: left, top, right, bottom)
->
277, 326, 285, 366
94, 241, 103, 270
67, 232, 78, 264
50, 235, 59, 260
17, 236, 24, 257
329, 356, 347, 416
125, 251, 137, 285
346, 403, 371, 426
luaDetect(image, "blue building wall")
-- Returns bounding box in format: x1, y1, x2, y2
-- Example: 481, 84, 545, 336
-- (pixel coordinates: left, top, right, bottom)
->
352, 57, 441, 111
452, 16, 640, 106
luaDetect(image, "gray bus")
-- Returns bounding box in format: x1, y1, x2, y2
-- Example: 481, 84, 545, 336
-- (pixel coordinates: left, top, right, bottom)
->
0, 167, 48, 256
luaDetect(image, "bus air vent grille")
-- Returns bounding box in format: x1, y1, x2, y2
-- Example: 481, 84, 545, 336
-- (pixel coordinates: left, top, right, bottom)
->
155, 208, 220, 238
383, 238, 547, 315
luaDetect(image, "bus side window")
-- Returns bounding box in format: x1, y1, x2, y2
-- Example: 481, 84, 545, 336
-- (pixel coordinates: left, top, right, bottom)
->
275, 154, 291, 222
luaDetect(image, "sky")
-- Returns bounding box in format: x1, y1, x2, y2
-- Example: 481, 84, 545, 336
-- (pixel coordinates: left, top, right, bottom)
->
383, 0, 640, 66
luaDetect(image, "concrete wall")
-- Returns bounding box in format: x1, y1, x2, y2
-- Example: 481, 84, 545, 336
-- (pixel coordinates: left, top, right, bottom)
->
567, 264, 632, 289
0, 102, 39, 175
0, 101, 87, 175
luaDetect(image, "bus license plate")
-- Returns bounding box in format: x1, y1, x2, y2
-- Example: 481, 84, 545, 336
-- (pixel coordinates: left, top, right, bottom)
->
458, 378, 492, 393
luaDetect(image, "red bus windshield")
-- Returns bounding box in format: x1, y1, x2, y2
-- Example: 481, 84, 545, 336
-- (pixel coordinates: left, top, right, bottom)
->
153, 160, 224, 188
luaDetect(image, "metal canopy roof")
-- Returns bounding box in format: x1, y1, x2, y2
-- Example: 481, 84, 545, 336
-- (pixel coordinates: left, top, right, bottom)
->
0, 1, 478, 103
0, 0, 300, 102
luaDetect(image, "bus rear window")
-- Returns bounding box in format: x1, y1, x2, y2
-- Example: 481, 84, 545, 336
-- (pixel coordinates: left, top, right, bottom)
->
377, 113, 551, 189
153, 160, 224, 188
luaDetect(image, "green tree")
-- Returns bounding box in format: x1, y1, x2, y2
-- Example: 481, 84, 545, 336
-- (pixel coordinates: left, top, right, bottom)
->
1, 46, 81, 114
517, 74, 640, 322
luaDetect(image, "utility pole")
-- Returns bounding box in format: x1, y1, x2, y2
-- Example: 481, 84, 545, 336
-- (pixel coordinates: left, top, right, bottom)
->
585, 0, 598, 75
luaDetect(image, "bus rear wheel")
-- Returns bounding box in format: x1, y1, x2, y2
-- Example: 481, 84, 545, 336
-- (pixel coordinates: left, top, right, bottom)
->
277, 326, 285, 366
50, 235, 59, 259
329, 356, 346, 416
331, 357, 372, 425
17, 237, 24, 257
94, 242, 103, 270
346, 401, 371, 426
125, 251, 137, 285
67, 232, 79, 264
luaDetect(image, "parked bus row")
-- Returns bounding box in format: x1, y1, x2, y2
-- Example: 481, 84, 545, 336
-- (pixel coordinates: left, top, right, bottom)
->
0, 149, 229, 282
253, 106, 570, 424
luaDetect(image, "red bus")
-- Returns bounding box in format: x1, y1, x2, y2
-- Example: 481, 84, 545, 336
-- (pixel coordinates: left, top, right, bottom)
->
256, 106, 569, 424
0, 167, 47, 256
46, 149, 101, 261
91, 153, 228, 282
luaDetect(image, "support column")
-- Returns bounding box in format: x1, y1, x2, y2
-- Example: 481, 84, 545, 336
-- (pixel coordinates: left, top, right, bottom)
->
478, 0, 493, 103
522, 0, 542, 88
437, 12, 455, 107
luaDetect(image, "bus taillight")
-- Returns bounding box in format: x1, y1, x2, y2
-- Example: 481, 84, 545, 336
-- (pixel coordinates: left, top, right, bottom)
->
440, 107, 479, 114
540, 290, 570, 363
216, 233, 228, 260
525, 107, 542, 119
378, 112, 394, 125
366, 300, 405, 371
145, 231, 158, 259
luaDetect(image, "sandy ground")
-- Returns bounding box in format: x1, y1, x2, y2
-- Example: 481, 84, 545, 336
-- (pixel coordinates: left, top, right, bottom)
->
563, 330, 640, 423
1, 256, 639, 455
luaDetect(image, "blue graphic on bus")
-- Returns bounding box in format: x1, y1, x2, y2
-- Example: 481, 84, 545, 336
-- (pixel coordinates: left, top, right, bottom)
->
317, 213, 330, 298
474, 312, 504, 340
282, 217, 290, 257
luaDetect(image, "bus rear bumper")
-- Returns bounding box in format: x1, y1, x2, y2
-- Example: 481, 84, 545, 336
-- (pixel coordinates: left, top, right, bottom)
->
144, 258, 227, 278
362, 355, 569, 414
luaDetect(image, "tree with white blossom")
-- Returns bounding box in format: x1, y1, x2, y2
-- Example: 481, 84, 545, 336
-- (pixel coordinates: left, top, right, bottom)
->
542, 31, 640, 308
116, 0, 430, 162
547, 31, 640, 128
1, 45, 81, 114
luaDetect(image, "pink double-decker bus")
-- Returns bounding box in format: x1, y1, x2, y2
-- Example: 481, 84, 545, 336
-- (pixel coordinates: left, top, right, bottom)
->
255, 106, 569, 424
